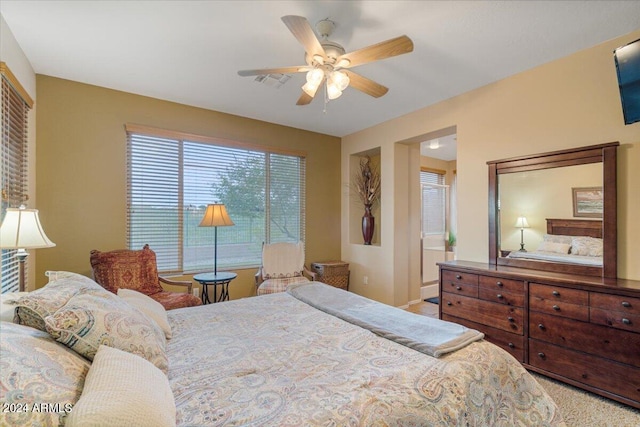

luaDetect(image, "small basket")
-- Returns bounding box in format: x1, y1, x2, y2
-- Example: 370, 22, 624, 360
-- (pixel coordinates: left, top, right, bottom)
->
311, 261, 350, 290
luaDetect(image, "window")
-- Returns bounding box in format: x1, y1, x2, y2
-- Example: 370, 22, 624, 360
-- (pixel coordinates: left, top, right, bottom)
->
1, 63, 32, 293
127, 126, 306, 273
420, 169, 447, 237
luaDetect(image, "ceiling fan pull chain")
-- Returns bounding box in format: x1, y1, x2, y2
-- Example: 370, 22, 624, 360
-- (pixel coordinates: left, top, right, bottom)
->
323, 81, 328, 113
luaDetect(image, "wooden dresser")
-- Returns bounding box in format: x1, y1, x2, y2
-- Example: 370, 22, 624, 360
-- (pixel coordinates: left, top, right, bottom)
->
439, 260, 640, 409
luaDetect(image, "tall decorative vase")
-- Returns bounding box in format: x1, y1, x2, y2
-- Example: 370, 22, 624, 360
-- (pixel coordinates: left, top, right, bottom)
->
362, 204, 374, 245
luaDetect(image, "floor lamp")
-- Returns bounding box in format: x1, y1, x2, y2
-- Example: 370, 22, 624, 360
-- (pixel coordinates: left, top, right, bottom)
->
198, 204, 234, 275
0, 206, 56, 291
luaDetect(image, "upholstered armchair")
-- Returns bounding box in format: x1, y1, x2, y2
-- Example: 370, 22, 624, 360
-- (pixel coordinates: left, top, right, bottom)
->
255, 241, 316, 295
90, 244, 202, 310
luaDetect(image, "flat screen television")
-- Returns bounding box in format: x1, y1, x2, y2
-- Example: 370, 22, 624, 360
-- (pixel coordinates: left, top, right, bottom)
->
613, 38, 640, 125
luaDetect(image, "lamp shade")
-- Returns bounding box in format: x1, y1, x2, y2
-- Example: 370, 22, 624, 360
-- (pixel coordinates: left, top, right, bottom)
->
199, 204, 234, 227
0, 207, 56, 249
514, 216, 530, 228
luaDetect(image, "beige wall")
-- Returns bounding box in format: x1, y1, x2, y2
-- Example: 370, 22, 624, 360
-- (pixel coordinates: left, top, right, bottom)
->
35, 76, 342, 298
342, 29, 640, 306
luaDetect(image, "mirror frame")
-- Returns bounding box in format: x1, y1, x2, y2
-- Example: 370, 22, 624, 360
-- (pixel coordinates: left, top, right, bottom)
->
488, 142, 618, 278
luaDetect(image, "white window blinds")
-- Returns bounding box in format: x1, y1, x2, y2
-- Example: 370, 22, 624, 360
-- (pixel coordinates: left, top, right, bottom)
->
420, 170, 447, 236
127, 128, 306, 273
1, 64, 32, 293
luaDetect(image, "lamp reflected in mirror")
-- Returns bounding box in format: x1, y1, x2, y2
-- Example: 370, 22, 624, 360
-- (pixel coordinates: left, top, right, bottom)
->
514, 216, 530, 252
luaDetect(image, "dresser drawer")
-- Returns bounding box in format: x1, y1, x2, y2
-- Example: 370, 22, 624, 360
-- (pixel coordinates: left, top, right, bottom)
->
590, 308, 640, 334
442, 314, 524, 362
590, 293, 640, 315
529, 283, 589, 321
529, 339, 640, 405
441, 270, 479, 297
441, 292, 523, 334
530, 311, 640, 367
478, 275, 524, 294
479, 287, 524, 307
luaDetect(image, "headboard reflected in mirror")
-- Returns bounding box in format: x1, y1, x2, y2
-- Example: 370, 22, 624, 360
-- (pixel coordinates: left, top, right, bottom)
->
487, 142, 619, 278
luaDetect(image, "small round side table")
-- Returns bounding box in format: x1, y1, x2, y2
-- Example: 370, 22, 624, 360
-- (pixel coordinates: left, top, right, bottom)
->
193, 272, 237, 304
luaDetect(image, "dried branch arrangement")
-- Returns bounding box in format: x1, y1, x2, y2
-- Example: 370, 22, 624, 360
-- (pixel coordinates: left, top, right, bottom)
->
353, 156, 381, 207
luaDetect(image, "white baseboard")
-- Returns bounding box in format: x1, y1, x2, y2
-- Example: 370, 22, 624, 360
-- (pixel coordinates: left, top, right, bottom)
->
421, 283, 439, 300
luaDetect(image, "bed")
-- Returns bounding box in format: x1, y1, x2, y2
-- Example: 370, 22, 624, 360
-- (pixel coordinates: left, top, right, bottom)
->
506, 218, 603, 267
0, 272, 566, 426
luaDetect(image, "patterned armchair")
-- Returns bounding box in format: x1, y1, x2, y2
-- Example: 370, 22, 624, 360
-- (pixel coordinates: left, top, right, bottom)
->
255, 241, 316, 295
90, 244, 202, 310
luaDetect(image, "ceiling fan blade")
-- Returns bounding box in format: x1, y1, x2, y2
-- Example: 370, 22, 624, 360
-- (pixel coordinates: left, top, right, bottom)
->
338, 35, 413, 68
296, 92, 314, 106
281, 15, 326, 59
343, 70, 388, 98
238, 66, 308, 77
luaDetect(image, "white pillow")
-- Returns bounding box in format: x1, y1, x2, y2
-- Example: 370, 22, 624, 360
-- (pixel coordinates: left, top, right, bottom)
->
65, 345, 176, 427
542, 234, 573, 245
0, 292, 27, 322
118, 289, 172, 339
536, 241, 571, 254
571, 236, 603, 257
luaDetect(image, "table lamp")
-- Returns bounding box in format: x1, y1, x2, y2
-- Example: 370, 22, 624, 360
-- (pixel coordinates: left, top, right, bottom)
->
199, 204, 234, 275
514, 216, 530, 252
0, 206, 56, 291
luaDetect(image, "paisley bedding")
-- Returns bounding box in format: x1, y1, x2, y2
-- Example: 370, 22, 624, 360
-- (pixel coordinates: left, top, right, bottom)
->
167, 288, 566, 426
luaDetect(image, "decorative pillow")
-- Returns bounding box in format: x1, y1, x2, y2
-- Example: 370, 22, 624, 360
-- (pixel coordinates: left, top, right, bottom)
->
262, 241, 305, 279
65, 345, 176, 427
118, 288, 172, 339
8, 273, 104, 331
90, 245, 164, 295
0, 321, 90, 427
536, 241, 571, 254
542, 234, 574, 245
0, 292, 27, 322
571, 236, 603, 257
43, 289, 168, 373
45, 270, 79, 283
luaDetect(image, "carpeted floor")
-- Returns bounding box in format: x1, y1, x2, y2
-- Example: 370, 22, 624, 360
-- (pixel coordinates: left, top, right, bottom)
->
405, 301, 640, 426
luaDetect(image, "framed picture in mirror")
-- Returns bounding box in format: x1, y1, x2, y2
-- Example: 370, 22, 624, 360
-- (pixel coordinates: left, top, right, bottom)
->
572, 187, 603, 218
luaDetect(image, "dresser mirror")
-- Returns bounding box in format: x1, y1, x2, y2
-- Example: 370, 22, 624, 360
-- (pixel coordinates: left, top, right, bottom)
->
487, 142, 618, 278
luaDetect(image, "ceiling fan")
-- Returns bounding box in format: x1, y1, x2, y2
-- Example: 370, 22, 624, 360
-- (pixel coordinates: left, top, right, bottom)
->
238, 15, 414, 105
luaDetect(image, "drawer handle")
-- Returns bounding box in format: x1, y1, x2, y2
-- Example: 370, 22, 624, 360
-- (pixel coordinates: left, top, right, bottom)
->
538, 352, 546, 359
538, 323, 545, 330
496, 281, 503, 287
552, 291, 560, 297
507, 316, 514, 322
508, 342, 515, 348
456, 286, 462, 291
622, 318, 631, 325
552, 305, 560, 311
447, 301, 452, 306
456, 275, 462, 280
621, 301, 631, 308
497, 294, 503, 299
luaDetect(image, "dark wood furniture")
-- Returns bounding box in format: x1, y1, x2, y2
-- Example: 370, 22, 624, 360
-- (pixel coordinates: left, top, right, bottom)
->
439, 260, 640, 409
487, 142, 618, 278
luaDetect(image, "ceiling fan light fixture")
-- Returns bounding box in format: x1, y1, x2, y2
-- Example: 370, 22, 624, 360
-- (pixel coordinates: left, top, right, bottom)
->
312, 54, 325, 65
326, 82, 342, 100
306, 68, 324, 84
302, 80, 321, 96
330, 70, 350, 91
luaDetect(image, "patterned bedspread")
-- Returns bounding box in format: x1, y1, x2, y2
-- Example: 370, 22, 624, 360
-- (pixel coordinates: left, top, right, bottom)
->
167, 291, 565, 426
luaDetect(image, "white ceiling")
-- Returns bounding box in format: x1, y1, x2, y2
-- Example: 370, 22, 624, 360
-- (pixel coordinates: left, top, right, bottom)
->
2, 1, 639, 138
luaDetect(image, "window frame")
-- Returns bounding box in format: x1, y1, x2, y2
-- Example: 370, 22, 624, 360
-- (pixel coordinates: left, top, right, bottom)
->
125, 124, 306, 274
